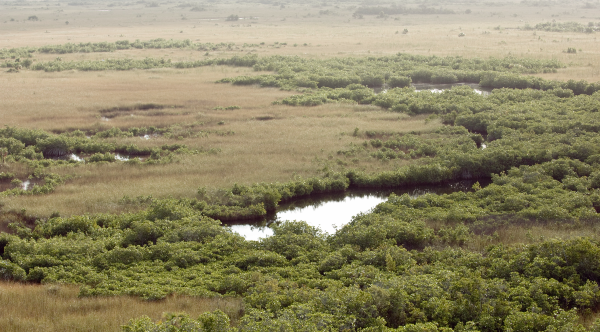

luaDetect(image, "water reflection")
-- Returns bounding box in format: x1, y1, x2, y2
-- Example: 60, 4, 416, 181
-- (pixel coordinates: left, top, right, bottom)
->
21, 180, 31, 190
223, 180, 490, 241
413, 83, 492, 96
53, 153, 84, 162
69, 154, 84, 162
0, 178, 43, 192
373, 83, 492, 96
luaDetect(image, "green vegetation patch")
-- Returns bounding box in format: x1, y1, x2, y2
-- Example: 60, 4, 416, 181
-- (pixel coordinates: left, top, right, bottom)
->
522, 21, 600, 33
0, 126, 205, 196
35, 39, 235, 54
215, 53, 563, 91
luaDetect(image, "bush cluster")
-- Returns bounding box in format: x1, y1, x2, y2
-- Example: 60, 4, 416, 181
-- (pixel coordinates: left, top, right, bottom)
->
521, 21, 599, 33
3, 178, 600, 331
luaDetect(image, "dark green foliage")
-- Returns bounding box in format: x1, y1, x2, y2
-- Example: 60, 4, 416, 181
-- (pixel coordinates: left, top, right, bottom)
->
0, 126, 49, 146
36, 136, 74, 158
0, 259, 26, 281
388, 76, 412, 88
37, 215, 97, 237
261, 221, 328, 260
0, 172, 14, 181
522, 21, 599, 33
123, 311, 234, 332
195, 174, 349, 220
0, 47, 34, 61
0, 137, 25, 155
145, 199, 199, 221
87, 152, 115, 163
2, 176, 600, 330
212, 53, 564, 97
161, 217, 225, 244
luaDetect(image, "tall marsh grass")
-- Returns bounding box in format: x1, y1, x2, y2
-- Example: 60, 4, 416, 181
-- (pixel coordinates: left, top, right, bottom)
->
1, 102, 440, 216
0, 282, 243, 332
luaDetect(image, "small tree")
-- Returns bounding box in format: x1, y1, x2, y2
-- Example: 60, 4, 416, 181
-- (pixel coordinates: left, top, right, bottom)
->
21, 59, 32, 68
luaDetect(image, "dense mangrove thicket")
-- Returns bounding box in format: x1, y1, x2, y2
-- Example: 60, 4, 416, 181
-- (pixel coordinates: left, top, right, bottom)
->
5, 50, 600, 330
4, 166, 600, 331
214, 53, 565, 89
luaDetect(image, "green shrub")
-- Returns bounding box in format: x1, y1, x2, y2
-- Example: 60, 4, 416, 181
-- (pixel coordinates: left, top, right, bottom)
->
388, 76, 412, 88
87, 152, 115, 163
37, 216, 97, 237
0, 259, 26, 281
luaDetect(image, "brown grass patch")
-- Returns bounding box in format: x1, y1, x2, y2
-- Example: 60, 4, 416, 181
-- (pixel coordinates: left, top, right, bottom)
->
466, 221, 600, 252
0, 67, 289, 132
0, 210, 36, 234
1, 104, 440, 216
98, 103, 184, 119
0, 282, 243, 332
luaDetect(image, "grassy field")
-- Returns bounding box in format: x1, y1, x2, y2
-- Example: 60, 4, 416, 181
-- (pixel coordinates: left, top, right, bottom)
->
3, 0, 600, 329
0, 282, 244, 332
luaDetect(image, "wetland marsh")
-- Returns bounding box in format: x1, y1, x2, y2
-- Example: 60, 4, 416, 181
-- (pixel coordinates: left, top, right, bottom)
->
3, 0, 600, 331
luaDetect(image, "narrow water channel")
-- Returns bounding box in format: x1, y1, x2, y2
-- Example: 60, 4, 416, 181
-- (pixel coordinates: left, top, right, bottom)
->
413, 83, 492, 96
373, 83, 493, 96
223, 180, 489, 241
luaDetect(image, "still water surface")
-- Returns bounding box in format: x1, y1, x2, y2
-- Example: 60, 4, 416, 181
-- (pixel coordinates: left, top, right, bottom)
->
223, 180, 488, 241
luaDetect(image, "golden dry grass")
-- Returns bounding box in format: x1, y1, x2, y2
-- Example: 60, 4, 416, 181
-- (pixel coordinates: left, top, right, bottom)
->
0, 282, 243, 332
2, 105, 439, 216
0, 66, 287, 131
467, 222, 600, 252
